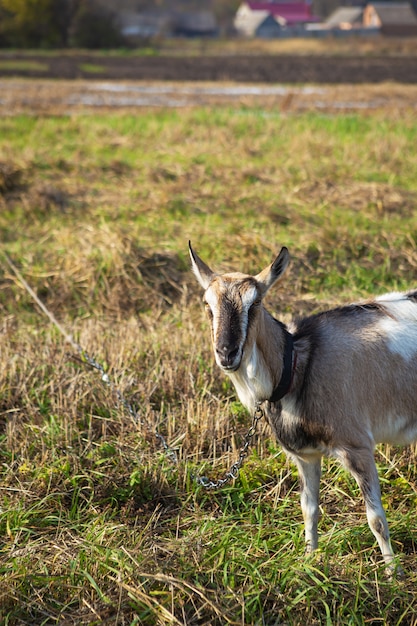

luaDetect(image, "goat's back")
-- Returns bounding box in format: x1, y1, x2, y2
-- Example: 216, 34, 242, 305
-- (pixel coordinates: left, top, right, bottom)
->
288, 292, 417, 448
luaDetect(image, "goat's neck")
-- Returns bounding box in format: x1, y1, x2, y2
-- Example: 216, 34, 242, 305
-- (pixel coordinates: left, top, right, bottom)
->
228, 307, 289, 412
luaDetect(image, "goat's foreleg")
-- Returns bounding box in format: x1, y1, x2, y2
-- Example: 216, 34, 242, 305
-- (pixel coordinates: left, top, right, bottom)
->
294, 456, 322, 552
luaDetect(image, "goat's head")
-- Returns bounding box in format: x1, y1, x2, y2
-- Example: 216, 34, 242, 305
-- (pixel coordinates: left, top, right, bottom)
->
189, 242, 290, 372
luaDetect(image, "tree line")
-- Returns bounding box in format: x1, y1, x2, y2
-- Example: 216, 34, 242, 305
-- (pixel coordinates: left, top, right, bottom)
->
0, 0, 125, 48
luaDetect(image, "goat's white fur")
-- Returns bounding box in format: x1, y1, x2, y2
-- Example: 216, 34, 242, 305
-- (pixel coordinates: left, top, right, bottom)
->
189, 242, 417, 572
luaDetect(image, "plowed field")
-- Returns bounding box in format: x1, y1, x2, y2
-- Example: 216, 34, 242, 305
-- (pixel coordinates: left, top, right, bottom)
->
1, 51, 417, 83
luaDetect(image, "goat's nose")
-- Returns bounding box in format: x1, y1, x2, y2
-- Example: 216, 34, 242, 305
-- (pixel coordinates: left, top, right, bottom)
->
216, 345, 239, 366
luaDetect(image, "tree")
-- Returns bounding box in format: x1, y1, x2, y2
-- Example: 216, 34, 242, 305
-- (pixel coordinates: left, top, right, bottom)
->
0, 0, 75, 47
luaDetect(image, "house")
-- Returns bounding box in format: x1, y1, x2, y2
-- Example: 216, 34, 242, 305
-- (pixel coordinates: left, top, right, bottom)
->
324, 7, 364, 30
234, 9, 286, 37
256, 13, 287, 37
363, 2, 417, 36
118, 11, 173, 39
234, 1, 320, 36
172, 11, 218, 37
323, 2, 417, 35
118, 9, 217, 40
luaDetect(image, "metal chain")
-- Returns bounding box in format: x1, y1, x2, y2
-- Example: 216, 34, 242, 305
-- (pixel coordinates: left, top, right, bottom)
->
193, 403, 264, 489
2, 250, 263, 487
77, 347, 265, 486
72, 349, 178, 464
2, 249, 178, 464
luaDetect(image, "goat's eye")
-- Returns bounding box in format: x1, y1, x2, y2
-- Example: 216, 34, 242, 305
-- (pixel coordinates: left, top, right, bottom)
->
204, 302, 213, 318
248, 298, 261, 322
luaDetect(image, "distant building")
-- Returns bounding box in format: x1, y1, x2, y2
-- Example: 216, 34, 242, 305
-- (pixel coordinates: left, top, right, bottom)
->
118, 9, 218, 40
234, 9, 286, 37
324, 7, 364, 30
234, 1, 320, 36
173, 11, 218, 37
363, 2, 417, 36
119, 11, 172, 39
323, 2, 417, 36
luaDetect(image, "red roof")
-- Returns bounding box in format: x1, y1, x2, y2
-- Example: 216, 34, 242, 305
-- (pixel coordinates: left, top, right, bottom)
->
246, 2, 317, 24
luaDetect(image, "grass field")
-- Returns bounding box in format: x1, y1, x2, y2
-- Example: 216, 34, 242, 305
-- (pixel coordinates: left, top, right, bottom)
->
2, 36, 417, 56
1, 98, 417, 625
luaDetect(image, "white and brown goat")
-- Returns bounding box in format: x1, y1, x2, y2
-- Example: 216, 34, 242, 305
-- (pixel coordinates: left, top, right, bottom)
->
189, 242, 417, 571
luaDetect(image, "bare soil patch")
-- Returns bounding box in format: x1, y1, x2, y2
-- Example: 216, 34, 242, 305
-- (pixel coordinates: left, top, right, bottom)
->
1, 78, 417, 115
1, 51, 417, 83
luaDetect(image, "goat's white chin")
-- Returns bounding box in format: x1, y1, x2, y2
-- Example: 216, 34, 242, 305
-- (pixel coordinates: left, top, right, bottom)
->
222, 362, 241, 372
215, 356, 242, 372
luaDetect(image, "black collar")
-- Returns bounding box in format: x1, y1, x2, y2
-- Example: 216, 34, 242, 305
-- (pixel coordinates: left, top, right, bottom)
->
269, 327, 294, 403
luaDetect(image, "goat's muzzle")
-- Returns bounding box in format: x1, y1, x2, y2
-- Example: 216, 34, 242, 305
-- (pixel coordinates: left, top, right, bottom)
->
215, 344, 241, 371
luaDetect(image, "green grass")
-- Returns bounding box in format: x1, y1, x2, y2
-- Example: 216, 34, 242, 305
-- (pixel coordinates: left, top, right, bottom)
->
0, 59, 49, 72
0, 60, 50, 72
3, 37, 417, 58
1, 102, 417, 624
78, 63, 107, 74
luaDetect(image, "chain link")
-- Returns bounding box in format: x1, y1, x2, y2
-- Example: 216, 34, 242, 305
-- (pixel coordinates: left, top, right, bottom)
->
193, 404, 264, 489
79, 347, 264, 486
74, 349, 178, 465
2, 249, 263, 488
77, 349, 264, 483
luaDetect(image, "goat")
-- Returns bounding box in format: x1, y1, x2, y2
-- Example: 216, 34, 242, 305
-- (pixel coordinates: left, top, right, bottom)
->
189, 242, 417, 572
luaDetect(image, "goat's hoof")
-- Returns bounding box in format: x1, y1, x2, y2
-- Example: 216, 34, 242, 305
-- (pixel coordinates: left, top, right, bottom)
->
385, 562, 404, 580
304, 544, 318, 555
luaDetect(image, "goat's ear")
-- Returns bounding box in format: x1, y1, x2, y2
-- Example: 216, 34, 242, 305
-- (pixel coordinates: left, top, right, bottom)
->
189, 241, 215, 290
255, 247, 290, 295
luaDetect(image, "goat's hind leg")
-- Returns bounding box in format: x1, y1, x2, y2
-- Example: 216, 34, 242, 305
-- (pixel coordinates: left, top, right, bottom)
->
340, 446, 397, 573
293, 456, 322, 553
